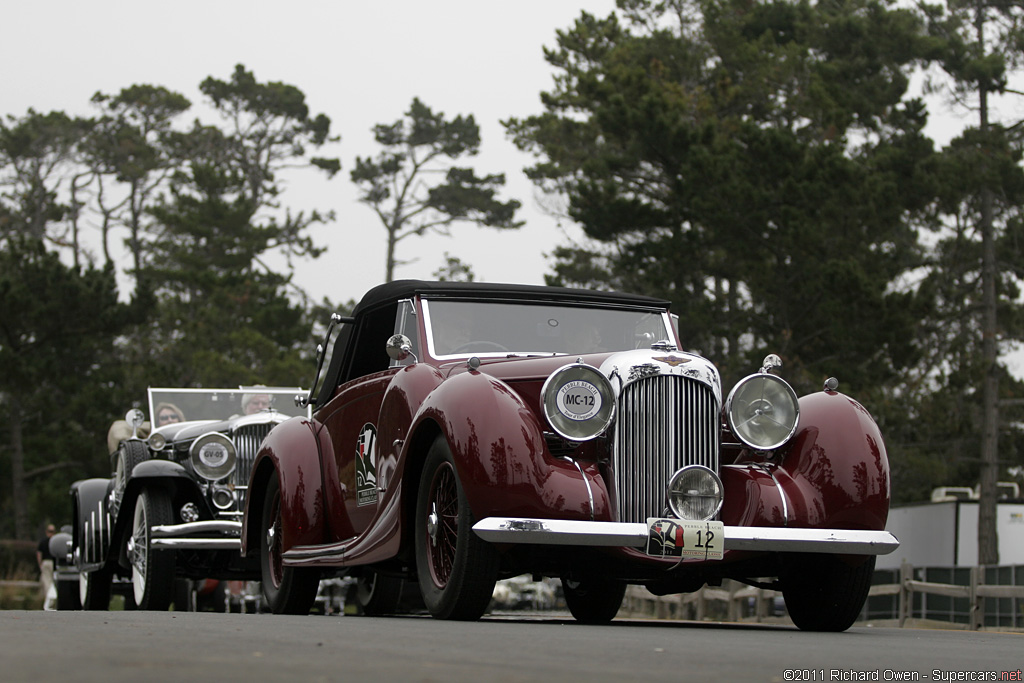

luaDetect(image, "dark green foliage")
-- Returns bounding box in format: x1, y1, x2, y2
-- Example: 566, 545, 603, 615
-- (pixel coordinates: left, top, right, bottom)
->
0, 65, 339, 538
509, 0, 1024, 504
508, 0, 935, 393
351, 97, 522, 281
0, 238, 135, 537
145, 161, 310, 386
0, 110, 92, 243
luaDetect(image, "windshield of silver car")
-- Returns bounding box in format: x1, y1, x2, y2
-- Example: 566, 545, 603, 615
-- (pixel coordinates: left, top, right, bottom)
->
148, 387, 309, 426
422, 300, 674, 358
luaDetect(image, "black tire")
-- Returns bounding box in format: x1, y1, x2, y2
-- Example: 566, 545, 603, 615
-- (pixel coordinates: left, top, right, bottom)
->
782, 554, 876, 632
56, 579, 81, 610
128, 488, 175, 610
414, 436, 498, 621
79, 568, 111, 610
113, 441, 148, 516
354, 569, 404, 616
173, 579, 196, 612
561, 577, 625, 623
260, 472, 320, 614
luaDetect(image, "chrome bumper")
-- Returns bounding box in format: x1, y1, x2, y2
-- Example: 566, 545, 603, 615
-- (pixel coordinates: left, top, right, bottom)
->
472, 518, 899, 556
150, 520, 242, 550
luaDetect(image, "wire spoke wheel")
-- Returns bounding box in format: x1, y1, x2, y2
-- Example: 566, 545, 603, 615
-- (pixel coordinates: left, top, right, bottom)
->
414, 435, 498, 621
130, 488, 174, 610
259, 471, 319, 614
425, 462, 459, 589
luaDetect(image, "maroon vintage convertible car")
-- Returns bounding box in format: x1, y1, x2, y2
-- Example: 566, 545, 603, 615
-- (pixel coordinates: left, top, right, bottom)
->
240, 280, 898, 630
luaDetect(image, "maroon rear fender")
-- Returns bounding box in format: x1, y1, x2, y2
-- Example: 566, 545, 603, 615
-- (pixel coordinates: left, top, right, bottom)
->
776, 391, 891, 531
410, 370, 608, 522
241, 416, 330, 556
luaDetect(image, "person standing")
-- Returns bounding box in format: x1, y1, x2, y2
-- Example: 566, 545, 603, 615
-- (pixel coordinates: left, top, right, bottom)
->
36, 524, 56, 611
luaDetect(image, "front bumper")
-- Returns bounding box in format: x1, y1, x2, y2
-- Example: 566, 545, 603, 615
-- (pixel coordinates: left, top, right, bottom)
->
150, 520, 242, 550
472, 518, 899, 556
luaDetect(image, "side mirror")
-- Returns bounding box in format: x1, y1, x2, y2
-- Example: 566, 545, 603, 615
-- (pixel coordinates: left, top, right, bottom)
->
126, 409, 146, 438
386, 334, 417, 362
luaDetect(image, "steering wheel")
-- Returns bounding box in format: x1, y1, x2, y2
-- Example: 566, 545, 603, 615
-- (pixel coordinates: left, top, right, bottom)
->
453, 341, 511, 354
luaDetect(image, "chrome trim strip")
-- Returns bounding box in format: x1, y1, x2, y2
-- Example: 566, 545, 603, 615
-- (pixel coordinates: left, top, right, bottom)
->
750, 463, 789, 527
151, 521, 242, 537
282, 543, 348, 565
560, 456, 595, 521
147, 520, 242, 549
473, 518, 649, 546
151, 538, 241, 550
472, 517, 899, 555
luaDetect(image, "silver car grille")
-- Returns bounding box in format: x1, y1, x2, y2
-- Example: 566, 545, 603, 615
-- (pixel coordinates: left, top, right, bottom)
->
613, 375, 720, 524
232, 423, 274, 510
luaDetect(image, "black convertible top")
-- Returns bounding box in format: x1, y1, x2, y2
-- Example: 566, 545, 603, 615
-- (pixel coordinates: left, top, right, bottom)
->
352, 279, 670, 316
312, 280, 670, 409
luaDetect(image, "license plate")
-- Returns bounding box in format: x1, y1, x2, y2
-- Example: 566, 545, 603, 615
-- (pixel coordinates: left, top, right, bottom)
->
646, 518, 724, 560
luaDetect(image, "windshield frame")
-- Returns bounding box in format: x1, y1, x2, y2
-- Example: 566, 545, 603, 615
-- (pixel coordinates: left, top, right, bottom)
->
421, 298, 676, 361
148, 386, 310, 427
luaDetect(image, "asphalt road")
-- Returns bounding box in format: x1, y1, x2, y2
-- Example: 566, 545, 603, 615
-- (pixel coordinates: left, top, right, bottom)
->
2, 610, 1021, 683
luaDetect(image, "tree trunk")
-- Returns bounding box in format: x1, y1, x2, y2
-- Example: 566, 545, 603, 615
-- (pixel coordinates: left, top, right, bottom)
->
8, 392, 30, 540
976, 5, 999, 566
386, 224, 398, 283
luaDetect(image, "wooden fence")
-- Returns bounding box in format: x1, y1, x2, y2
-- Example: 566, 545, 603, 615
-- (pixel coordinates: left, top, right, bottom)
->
7, 563, 1024, 628
619, 561, 1024, 631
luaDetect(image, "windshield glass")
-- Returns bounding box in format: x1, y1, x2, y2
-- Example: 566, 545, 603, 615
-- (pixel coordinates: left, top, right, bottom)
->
148, 387, 309, 428
423, 300, 674, 358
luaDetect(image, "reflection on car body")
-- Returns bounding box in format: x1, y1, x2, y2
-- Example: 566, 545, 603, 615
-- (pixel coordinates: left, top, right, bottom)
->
240, 280, 898, 630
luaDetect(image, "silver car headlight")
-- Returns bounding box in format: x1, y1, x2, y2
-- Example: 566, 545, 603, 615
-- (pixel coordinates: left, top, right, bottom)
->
541, 363, 615, 441
668, 465, 723, 521
725, 373, 800, 450
190, 433, 237, 481
148, 432, 167, 451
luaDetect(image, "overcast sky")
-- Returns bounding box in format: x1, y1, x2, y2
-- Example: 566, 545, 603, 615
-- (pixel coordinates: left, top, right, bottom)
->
3, 0, 618, 303
6, 1, 1024, 375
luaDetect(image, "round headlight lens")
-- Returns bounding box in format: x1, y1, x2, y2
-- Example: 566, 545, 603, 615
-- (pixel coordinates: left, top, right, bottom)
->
668, 465, 724, 521
190, 433, 237, 481
726, 373, 800, 450
148, 432, 167, 451
541, 363, 615, 441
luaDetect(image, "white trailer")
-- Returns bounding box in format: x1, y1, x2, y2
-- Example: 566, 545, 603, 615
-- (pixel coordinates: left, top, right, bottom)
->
879, 495, 1024, 569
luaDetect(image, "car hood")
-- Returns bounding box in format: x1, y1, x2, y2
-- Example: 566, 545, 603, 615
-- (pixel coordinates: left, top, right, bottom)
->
152, 411, 291, 444
445, 348, 722, 403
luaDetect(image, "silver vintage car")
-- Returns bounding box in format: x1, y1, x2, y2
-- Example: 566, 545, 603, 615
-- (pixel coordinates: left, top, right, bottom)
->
67, 386, 308, 610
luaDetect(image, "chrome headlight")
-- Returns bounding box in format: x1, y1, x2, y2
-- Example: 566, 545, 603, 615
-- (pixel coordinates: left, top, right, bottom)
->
725, 373, 799, 450
189, 433, 237, 481
541, 363, 615, 441
148, 432, 167, 451
668, 465, 723, 521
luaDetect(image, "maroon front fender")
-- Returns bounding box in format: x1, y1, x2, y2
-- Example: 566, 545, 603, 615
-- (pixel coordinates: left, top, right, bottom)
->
410, 370, 607, 522
716, 390, 890, 561
241, 416, 329, 556
777, 391, 891, 530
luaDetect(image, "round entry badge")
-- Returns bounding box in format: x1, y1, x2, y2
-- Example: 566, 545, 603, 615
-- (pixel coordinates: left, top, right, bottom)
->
556, 380, 603, 421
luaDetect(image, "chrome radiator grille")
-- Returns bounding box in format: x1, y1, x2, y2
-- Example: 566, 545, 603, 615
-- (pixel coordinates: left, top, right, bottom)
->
232, 423, 273, 509
613, 375, 720, 524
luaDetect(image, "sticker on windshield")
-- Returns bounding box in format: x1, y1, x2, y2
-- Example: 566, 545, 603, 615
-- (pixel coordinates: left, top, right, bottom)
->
356, 424, 378, 506
555, 380, 602, 421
